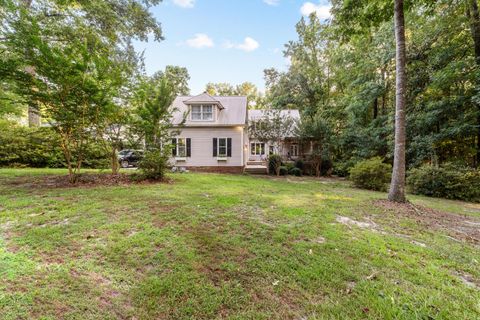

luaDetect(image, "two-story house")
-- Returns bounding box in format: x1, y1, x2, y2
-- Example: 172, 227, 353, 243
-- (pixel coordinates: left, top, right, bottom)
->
169, 93, 301, 173
170, 93, 248, 173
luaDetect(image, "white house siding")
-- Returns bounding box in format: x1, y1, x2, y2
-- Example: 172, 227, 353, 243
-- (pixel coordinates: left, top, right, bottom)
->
170, 126, 245, 167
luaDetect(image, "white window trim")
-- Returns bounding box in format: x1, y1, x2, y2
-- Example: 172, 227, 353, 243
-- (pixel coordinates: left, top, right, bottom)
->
175, 137, 187, 160
190, 104, 215, 121
250, 142, 265, 156
290, 144, 299, 157
217, 137, 228, 159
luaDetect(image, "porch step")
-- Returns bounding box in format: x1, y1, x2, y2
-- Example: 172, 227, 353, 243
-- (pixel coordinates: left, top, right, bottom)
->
247, 160, 266, 166
244, 165, 268, 175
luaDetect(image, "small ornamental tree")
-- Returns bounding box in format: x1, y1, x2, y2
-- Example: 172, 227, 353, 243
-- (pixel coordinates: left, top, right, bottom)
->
248, 109, 295, 176
133, 76, 177, 180
8, 26, 118, 183
298, 113, 331, 177
99, 106, 131, 175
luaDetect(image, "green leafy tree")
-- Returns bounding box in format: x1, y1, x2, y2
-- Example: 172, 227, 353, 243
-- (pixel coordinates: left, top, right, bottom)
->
298, 113, 332, 177
1, 0, 163, 127
248, 110, 295, 175
205, 81, 264, 108
0, 0, 163, 182
154, 66, 190, 96
133, 76, 177, 180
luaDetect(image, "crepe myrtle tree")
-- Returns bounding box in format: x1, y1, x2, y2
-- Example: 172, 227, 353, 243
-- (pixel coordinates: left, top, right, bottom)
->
5, 25, 119, 183
1, 0, 164, 182
94, 46, 146, 175
132, 76, 184, 180
248, 109, 295, 175
297, 113, 331, 177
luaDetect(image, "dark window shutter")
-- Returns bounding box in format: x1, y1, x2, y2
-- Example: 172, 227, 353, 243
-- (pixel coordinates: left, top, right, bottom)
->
213, 138, 217, 157
186, 138, 191, 157
227, 138, 232, 157
171, 138, 177, 157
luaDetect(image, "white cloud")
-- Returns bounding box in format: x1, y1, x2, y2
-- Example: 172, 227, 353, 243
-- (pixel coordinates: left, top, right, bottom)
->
237, 37, 260, 52
185, 33, 214, 48
300, 1, 332, 20
173, 0, 195, 8
263, 0, 279, 6
224, 37, 260, 52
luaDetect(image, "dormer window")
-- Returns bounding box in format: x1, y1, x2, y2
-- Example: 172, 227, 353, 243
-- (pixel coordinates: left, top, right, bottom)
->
191, 104, 213, 121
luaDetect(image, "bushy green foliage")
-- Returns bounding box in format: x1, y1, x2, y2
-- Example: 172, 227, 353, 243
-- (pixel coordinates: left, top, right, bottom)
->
334, 159, 360, 177
285, 162, 295, 172
349, 157, 392, 191
0, 123, 63, 167
137, 149, 169, 180
408, 164, 480, 202
321, 159, 333, 176
289, 167, 302, 176
279, 166, 288, 176
133, 76, 176, 180
268, 154, 282, 175
294, 159, 304, 171
0, 122, 109, 168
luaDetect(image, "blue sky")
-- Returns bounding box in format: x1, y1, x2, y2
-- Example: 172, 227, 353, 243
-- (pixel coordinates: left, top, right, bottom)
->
133, 0, 331, 94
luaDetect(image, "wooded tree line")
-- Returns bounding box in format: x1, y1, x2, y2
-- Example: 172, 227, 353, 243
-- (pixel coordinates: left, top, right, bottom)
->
262, 0, 480, 201
265, 0, 479, 169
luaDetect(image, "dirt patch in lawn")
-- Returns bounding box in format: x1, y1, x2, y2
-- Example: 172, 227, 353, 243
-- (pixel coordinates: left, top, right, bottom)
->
336, 216, 377, 230
452, 271, 480, 290
374, 200, 480, 244
5, 173, 172, 189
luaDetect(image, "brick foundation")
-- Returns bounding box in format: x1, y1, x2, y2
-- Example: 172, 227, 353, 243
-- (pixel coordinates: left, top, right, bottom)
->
183, 166, 245, 174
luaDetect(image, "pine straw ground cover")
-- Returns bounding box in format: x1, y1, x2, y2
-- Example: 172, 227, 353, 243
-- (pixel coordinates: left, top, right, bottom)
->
0, 168, 479, 319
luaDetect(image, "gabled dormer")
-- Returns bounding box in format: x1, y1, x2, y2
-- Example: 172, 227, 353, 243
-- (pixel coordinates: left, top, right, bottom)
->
183, 93, 224, 122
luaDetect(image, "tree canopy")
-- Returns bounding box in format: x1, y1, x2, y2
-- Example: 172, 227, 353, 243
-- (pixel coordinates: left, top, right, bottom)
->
264, 1, 480, 173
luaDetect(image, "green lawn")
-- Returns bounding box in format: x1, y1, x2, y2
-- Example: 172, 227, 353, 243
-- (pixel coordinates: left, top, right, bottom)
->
0, 169, 479, 319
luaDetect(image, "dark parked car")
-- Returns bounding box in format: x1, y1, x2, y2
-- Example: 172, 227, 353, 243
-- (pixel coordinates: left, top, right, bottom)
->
118, 149, 143, 168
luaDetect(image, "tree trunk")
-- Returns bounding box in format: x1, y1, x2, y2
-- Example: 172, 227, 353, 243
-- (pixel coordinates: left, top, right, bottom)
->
111, 148, 119, 175
373, 97, 378, 120
22, 0, 41, 127
388, 0, 407, 203
27, 102, 40, 127
467, 0, 480, 167
315, 158, 322, 178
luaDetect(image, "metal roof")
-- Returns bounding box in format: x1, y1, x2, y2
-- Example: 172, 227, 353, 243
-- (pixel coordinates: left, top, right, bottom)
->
248, 109, 301, 121
171, 95, 248, 126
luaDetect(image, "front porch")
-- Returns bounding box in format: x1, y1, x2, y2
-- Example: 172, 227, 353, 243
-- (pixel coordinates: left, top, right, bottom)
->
244, 139, 313, 174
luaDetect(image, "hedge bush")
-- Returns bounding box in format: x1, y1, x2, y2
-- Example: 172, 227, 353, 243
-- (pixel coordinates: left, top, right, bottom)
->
349, 157, 392, 191
138, 149, 169, 180
408, 164, 480, 201
294, 159, 304, 171
334, 158, 359, 177
289, 167, 302, 176
0, 122, 109, 168
268, 154, 282, 175
279, 166, 288, 176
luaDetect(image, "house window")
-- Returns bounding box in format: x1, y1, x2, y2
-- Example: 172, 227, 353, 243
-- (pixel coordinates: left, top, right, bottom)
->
191, 104, 213, 121
176, 138, 186, 157
290, 144, 299, 157
250, 142, 265, 156
213, 138, 232, 158
218, 138, 227, 157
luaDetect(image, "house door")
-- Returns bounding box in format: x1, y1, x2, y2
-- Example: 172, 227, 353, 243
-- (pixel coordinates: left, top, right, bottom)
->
250, 142, 266, 161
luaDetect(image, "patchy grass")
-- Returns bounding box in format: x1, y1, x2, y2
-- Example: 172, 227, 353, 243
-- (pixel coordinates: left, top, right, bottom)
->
0, 168, 479, 319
